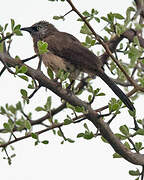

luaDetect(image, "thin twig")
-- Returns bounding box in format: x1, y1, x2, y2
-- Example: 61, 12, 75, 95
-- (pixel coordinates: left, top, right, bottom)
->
0, 33, 14, 43
22, 54, 38, 63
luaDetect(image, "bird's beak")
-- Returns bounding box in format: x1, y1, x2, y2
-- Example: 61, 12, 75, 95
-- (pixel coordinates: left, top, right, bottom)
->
20, 27, 33, 33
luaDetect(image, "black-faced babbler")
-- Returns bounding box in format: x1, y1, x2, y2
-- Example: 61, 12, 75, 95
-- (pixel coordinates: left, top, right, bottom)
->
21, 21, 135, 111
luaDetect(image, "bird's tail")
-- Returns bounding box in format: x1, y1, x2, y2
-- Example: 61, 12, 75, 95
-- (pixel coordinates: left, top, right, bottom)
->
97, 71, 135, 111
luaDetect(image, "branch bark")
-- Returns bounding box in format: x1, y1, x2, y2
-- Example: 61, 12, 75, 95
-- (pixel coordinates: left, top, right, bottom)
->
0, 52, 144, 165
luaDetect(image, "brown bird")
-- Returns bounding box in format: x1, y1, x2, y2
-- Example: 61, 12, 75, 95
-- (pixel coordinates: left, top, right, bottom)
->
21, 21, 135, 111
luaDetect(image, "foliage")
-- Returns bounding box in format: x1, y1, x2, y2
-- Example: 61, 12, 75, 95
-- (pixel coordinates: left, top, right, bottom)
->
0, 0, 144, 179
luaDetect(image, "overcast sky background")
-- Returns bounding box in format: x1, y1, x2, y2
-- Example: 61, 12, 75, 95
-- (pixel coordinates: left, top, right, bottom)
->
0, 0, 142, 179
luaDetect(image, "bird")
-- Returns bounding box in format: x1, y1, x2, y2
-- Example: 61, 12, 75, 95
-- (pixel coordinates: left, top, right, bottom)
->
21, 21, 135, 111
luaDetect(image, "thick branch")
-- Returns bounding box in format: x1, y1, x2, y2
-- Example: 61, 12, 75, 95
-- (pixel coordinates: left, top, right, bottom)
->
0, 53, 144, 165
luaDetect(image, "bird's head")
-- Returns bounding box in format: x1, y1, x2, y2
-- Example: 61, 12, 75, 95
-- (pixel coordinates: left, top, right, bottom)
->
21, 21, 58, 40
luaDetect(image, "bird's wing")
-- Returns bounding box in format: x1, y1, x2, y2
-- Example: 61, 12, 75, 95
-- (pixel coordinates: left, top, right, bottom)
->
43, 31, 102, 74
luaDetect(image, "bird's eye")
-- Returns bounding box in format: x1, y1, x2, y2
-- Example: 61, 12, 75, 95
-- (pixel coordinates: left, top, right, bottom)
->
32, 26, 41, 31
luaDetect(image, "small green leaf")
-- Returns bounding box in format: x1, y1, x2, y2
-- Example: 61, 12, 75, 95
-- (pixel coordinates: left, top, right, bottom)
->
119, 125, 129, 136
135, 129, 144, 135
46, 96, 52, 111
31, 133, 38, 140
67, 138, 75, 143
14, 29, 22, 36
25, 120, 31, 130
84, 123, 89, 131
135, 142, 142, 152
0, 107, 6, 114
113, 153, 121, 158
53, 16, 64, 20
83, 131, 94, 140
124, 141, 131, 149
41, 140, 49, 144
16, 101, 22, 110
20, 89, 27, 98
86, 36, 92, 44
113, 13, 124, 19
19, 66, 28, 73
0, 25, 3, 32
57, 130, 62, 137
77, 133, 84, 138
18, 75, 28, 81
64, 119, 73, 125
35, 107, 46, 112
37, 40, 48, 54
83, 11, 90, 17
3, 123, 11, 131
101, 136, 108, 143
101, 16, 109, 23
11, 19, 15, 31
129, 169, 140, 176
47, 67, 54, 79
80, 23, 91, 35
75, 106, 85, 113
128, 109, 136, 118
8, 105, 16, 114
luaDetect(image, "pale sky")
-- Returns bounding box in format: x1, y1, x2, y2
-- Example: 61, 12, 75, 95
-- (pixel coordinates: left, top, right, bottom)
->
0, 0, 141, 180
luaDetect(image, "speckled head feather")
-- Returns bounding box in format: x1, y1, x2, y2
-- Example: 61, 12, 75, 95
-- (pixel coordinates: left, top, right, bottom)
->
21, 21, 58, 40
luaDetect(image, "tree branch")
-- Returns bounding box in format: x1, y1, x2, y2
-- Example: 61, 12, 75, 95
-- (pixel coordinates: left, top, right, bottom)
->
0, 52, 144, 165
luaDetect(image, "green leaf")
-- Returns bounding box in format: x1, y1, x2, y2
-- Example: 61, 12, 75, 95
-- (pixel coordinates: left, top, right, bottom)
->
109, 98, 121, 112
135, 129, 144, 135
66, 103, 75, 111
84, 123, 89, 131
8, 105, 16, 114
41, 140, 49, 144
113, 13, 124, 19
101, 16, 109, 23
135, 142, 142, 152
14, 29, 22, 36
124, 141, 131, 149
113, 153, 121, 158
16, 101, 22, 110
4, 23, 8, 31
77, 133, 84, 138
11, 19, 15, 31
83, 11, 90, 17
80, 23, 91, 35
25, 120, 31, 130
64, 119, 73, 125
46, 96, 52, 111
0, 106, 6, 114
57, 130, 62, 137
129, 169, 140, 176
75, 106, 85, 113
0, 25, 3, 32
119, 125, 129, 136
101, 136, 108, 143
53, 16, 64, 20
35, 106, 46, 112
47, 67, 54, 79
18, 75, 28, 81
128, 109, 136, 117
31, 133, 38, 140
83, 131, 94, 140
37, 40, 48, 54
67, 138, 75, 143
19, 66, 28, 73
86, 35, 92, 44
3, 123, 11, 132
20, 89, 27, 98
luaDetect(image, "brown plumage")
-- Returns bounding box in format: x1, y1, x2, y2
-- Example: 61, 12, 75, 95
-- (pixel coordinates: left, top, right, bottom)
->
21, 21, 135, 111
